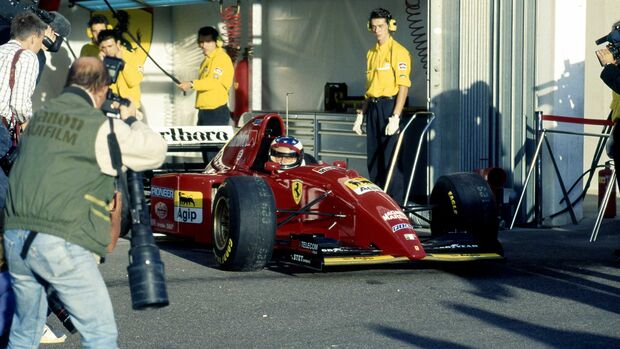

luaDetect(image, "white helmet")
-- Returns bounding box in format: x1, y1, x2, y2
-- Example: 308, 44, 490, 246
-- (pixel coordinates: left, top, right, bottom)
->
269, 136, 304, 170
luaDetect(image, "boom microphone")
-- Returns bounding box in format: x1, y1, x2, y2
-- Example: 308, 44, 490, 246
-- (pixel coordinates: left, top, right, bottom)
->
48, 11, 71, 37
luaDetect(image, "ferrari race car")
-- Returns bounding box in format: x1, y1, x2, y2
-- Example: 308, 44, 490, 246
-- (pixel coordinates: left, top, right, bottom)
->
149, 113, 503, 271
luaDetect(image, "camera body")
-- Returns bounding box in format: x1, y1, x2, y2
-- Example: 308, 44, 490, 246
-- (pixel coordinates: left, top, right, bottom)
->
595, 25, 620, 66
0, 0, 68, 51
101, 56, 131, 116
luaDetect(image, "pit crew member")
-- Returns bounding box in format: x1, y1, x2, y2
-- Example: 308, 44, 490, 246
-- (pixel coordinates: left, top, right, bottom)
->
80, 14, 110, 58
352, 8, 411, 205
178, 26, 234, 164
98, 29, 143, 110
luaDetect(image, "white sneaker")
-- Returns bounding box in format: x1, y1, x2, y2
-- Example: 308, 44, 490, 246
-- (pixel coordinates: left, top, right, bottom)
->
40, 324, 67, 344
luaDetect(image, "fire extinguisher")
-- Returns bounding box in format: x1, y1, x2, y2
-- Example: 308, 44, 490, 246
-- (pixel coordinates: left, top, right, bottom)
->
232, 49, 249, 126
598, 161, 616, 218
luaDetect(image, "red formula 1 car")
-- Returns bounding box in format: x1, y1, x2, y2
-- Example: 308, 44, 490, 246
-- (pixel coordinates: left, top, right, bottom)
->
150, 113, 503, 271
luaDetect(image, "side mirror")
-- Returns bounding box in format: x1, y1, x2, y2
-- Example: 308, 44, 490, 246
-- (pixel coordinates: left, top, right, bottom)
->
264, 161, 281, 173
333, 160, 347, 168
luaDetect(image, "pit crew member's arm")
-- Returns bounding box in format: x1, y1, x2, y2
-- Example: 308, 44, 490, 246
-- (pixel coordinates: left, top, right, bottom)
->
392, 47, 412, 117
601, 63, 620, 95
95, 118, 167, 176
192, 55, 233, 92
12, 51, 39, 124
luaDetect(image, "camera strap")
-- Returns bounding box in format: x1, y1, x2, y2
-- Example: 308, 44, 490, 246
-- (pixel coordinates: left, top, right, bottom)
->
2, 48, 25, 145
106, 117, 129, 201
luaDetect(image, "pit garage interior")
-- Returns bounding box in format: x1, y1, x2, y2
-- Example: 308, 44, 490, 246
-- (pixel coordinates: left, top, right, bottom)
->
28, 0, 620, 227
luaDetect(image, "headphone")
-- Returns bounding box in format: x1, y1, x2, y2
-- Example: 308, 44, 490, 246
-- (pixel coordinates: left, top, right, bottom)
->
367, 8, 397, 32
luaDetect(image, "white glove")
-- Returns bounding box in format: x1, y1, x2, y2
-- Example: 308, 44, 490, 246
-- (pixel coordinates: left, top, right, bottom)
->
352, 111, 364, 135
385, 115, 400, 136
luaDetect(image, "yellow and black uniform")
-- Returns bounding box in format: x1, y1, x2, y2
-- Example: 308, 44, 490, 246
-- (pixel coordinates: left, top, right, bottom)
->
364, 36, 411, 203
193, 46, 233, 163
194, 46, 233, 110
365, 36, 411, 98
79, 42, 99, 58
109, 47, 143, 108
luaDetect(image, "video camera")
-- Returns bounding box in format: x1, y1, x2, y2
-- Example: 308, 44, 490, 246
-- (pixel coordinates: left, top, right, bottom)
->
595, 25, 620, 66
102, 56, 131, 116
0, 0, 71, 51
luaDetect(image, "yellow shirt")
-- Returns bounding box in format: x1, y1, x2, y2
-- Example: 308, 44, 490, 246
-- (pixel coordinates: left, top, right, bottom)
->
80, 42, 100, 58
611, 91, 620, 122
109, 47, 143, 108
365, 36, 412, 98
193, 47, 234, 110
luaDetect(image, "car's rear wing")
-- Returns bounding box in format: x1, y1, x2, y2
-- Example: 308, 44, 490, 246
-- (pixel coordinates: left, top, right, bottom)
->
153, 125, 236, 172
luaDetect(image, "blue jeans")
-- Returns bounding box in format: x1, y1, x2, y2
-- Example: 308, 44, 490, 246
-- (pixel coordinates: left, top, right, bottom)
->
3, 230, 118, 349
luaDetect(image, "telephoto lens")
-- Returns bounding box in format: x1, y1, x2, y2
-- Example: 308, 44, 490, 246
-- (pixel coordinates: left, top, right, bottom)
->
126, 171, 169, 310
47, 290, 77, 334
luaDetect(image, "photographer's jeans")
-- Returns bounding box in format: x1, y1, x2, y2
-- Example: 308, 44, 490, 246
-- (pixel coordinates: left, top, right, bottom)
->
3, 229, 118, 349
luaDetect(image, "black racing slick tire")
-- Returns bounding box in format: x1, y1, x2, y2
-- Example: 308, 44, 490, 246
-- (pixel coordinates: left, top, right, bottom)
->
212, 176, 276, 271
430, 172, 498, 243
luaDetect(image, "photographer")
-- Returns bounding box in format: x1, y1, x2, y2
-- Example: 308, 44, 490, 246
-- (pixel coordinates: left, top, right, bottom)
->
598, 21, 620, 187
2, 57, 166, 348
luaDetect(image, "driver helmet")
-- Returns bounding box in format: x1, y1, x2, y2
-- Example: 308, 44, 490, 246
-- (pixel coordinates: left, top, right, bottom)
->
269, 136, 304, 170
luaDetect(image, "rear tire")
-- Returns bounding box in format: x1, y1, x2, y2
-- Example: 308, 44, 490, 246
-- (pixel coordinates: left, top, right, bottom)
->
212, 176, 276, 271
430, 172, 498, 243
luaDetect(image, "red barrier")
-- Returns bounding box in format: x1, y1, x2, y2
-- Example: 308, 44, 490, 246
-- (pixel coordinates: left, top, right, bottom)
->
542, 114, 614, 126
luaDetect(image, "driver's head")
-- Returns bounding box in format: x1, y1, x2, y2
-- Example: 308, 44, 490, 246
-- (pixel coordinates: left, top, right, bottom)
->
269, 136, 304, 170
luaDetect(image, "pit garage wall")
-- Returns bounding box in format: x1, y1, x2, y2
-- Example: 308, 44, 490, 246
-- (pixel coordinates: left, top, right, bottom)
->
429, 0, 593, 226
257, 0, 428, 111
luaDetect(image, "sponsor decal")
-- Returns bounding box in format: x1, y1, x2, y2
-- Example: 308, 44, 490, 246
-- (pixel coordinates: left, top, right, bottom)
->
382, 210, 408, 221
391, 223, 413, 233
414, 246, 420, 251
398, 62, 407, 70
292, 180, 303, 205
214, 67, 223, 75
436, 243, 479, 250
300, 241, 318, 252
174, 190, 203, 224
253, 119, 263, 126
291, 254, 311, 264
313, 166, 338, 174
235, 149, 244, 163
404, 234, 416, 241
448, 191, 458, 214
155, 202, 168, 219
151, 186, 175, 199
155, 126, 234, 145
344, 177, 382, 195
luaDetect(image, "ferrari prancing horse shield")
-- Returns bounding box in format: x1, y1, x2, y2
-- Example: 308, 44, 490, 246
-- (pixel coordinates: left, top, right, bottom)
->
292, 180, 303, 205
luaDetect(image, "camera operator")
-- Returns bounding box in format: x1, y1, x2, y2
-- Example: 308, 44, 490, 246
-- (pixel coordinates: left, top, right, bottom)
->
97, 29, 143, 111
598, 22, 620, 186
2, 57, 166, 348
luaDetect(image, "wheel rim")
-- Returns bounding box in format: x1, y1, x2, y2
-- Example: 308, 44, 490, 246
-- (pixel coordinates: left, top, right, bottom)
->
213, 196, 231, 251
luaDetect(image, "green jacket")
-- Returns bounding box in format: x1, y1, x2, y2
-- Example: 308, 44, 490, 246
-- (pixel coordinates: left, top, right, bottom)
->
5, 89, 115, 256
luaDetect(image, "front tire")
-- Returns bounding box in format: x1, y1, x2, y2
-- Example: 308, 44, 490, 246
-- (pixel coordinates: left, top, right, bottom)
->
430, 172, 498, 243
212, 176, 276, 271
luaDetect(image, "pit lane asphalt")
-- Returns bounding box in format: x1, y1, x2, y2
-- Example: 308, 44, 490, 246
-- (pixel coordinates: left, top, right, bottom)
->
45, 201, 620, 349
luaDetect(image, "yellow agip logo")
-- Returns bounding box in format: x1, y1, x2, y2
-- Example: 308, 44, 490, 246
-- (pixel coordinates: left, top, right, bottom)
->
292, 180, 303, 205
174, 190, 203, 207
174, 190, 203, 224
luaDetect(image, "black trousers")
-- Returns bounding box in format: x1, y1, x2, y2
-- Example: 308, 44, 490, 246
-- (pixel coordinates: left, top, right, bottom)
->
197, 105, 231, 164
366, 98, 404, 205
